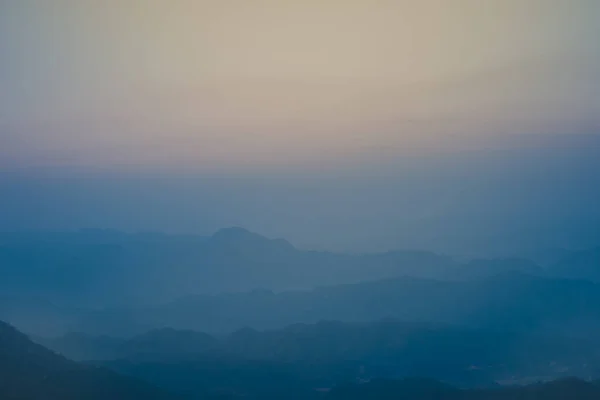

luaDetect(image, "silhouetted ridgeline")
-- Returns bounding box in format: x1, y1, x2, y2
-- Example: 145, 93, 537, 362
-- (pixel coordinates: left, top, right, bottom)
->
2, 230, 600, 399
0, 320, 176, 399
5, 316, 600, 399
17, 272, 600, 337
0, 228, 548, 308
41, 319, 600, 387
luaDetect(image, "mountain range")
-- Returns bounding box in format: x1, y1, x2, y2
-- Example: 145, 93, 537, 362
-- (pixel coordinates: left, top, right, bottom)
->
3, 227, 589, 310
47, 272, 600, 337
4, 315, 600, 399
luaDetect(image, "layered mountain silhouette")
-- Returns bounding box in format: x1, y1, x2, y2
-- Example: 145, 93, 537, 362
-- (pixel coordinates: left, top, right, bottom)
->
39, 319, 600, 397
0, 228, 550, 311
3, 230, 600, 399
46, 319, 600, 381
47, 272, 599, 337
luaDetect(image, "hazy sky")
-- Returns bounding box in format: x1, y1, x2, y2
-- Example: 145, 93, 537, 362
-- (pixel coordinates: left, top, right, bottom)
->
1, 1, 599, 252
1, 0, 599, 170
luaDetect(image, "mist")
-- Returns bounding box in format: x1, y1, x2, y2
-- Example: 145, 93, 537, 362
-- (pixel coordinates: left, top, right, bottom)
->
2, 134, 598, 254
2, 1, 600, 399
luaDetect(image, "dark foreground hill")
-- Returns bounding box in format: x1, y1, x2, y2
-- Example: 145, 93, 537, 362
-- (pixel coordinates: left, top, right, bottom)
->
0, 320, 174, 400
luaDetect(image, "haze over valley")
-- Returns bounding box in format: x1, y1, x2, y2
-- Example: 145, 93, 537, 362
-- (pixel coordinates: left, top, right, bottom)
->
1, 0, 600, 398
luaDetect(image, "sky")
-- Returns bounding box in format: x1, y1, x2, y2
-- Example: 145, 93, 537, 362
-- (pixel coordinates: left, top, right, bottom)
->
1, 0, 599, 169
0, 0, 599, 252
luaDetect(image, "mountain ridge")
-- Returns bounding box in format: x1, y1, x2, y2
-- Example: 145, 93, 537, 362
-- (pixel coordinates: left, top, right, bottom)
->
0, 320, 177, 399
